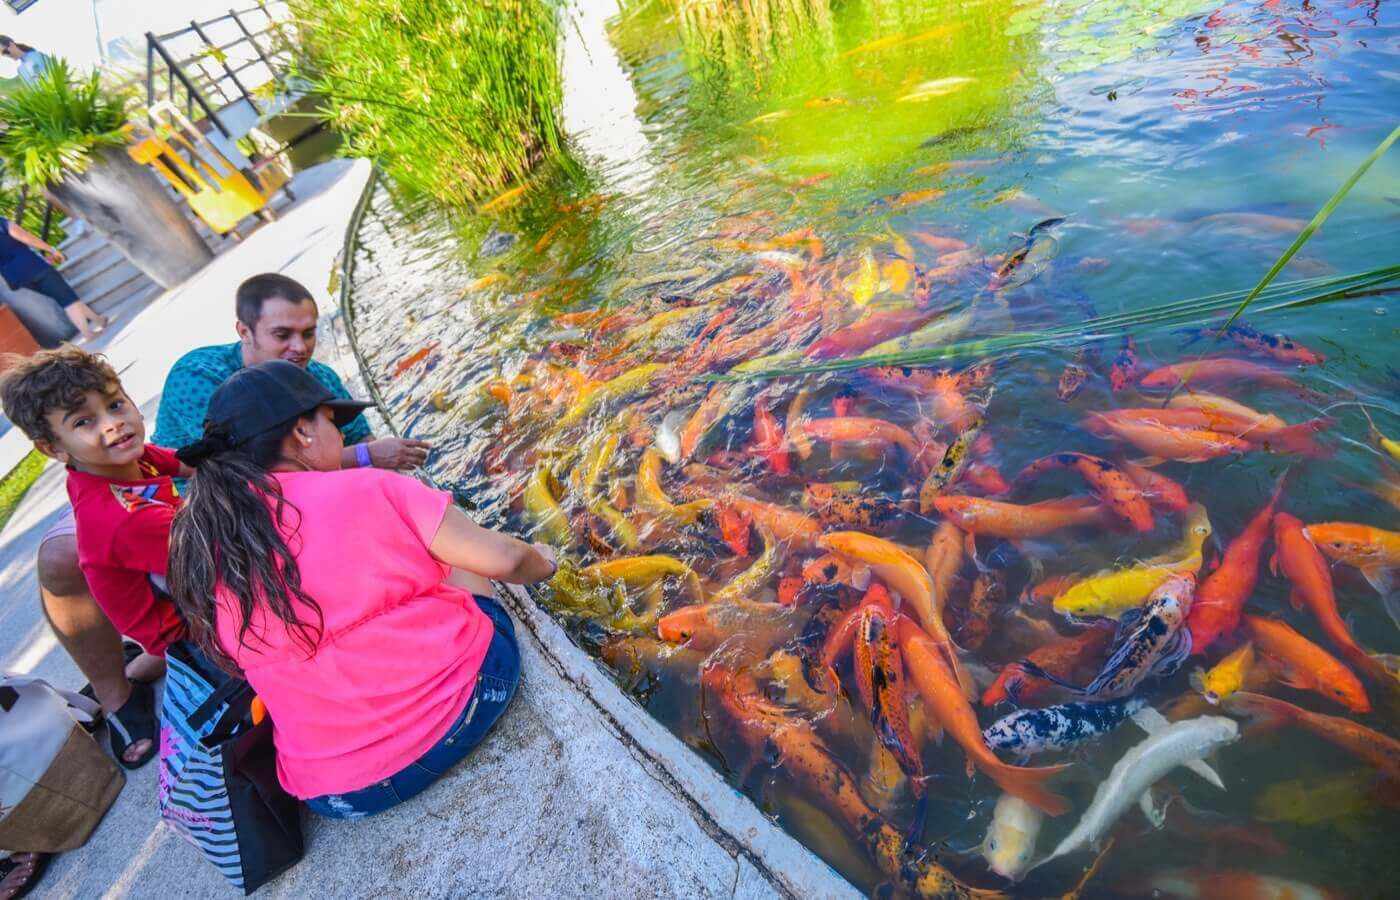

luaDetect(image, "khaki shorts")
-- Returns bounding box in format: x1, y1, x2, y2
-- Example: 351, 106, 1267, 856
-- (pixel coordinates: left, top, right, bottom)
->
40, 507, 77, 545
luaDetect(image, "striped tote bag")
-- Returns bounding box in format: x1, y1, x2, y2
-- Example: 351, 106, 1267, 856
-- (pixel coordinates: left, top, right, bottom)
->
158, 642, 303, 894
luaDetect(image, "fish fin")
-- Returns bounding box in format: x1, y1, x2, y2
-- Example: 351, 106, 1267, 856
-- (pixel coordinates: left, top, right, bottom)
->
1183, 757, 1225, 790
1130, 705, 1169, 735
1156, 628, 1193, 678
1368, 653, 1400, 685
1287, 586, 1306, 612
1129, 456, 1166, 468
1139, 787, 1166, 828
987, 759, 1072, 817
1357, 562, 1399, 599
1274, 663, 1317, 693
1016, 660, 1084, 693
906, 791, 930, 845
1222, 690, 1295, 737
1188, 668, 1207, 695
1268, 551, 1280, 579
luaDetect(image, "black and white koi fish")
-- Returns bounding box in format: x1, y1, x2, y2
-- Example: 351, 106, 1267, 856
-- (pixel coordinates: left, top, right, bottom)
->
983, 696, 1147, 759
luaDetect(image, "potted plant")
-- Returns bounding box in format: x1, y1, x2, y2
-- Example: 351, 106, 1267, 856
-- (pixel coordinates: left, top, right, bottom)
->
0, 59, 212, 289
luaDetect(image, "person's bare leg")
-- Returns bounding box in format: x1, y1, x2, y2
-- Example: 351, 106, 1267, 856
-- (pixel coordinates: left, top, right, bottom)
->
0, 853, 47, 900
447, 567, 497, 598
36, 535, 151, 763
62, 301, 107, 340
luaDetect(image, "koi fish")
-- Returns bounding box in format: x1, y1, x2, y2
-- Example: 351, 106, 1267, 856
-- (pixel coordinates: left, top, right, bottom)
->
392, 342, 439, 376
918, 417, 982, 511
785, 387, 814, 459
1191, 642, 1255, 704
679, 383, 739, 461
806, 306, 945, 360
1057, 361, 1091, 401
717, 503, 753, 556
1142, 401, 1334, 456
1031, 715, 1238, 872
1084, 411, 1251, 462
897, 616, 1070, 815
862, 365, 985, 431
581, 555, 703, 600
801, 553, 872, 592
1243, 615, 1370, 713
1053, 503, 1211, 618
749, 390, 790, 475
853, 605, 924, 795
1226, 691, 1400, 784
1108, 335, 1139, 392
1304, 522, 1400, 628
1255, 769, 1396, 828
801, 416, 922, 460
802, 482, 904, 531
983, 696, 1148, 760
982, 623, 1115, 708
914, 232, 969, 253
1030, 574, 1196, 700
636, 449, 713, 527
703, 667, 1001, 899
1119, 460, 1190, 512
1185, 479, 1282, 654
1138, 357, 1300, 391
1180, 321, 1325, 365
710, 495, 822, 551
523, 462, 570, 544
1273, 514, 1394, 686
819, 530, 975, 697
933, 495, 1115, 539
981, 794, 1043, 881
559, 363, 668, 428
897, 76, 976, 103
819, 582, 893, 690
1015, 452, 1155, 532
711, 526, 780, 605
656, 599, 808, 654
956, 569, 1003, 651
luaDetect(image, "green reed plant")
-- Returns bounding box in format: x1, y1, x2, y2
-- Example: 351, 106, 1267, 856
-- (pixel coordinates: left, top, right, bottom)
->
287, 0, 565, 205
0, 59, 133, 190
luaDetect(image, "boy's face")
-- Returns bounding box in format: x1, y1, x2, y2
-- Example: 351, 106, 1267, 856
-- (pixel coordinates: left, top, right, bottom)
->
39, 385, 146, 475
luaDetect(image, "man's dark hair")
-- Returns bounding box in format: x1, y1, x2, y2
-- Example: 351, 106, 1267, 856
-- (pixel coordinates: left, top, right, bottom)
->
0, 346, 122, 444
235, 273, 315, 330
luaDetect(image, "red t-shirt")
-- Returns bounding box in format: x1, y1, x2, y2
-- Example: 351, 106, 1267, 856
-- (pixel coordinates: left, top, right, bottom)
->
66, 444, 186, 656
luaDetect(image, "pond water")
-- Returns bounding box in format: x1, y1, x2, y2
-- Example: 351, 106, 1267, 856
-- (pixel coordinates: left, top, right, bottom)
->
344, 0, 1399, 895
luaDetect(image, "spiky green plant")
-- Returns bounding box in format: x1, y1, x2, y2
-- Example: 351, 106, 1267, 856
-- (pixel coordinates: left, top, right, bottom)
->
0, 59, 134, 190
286, 0, 565, 205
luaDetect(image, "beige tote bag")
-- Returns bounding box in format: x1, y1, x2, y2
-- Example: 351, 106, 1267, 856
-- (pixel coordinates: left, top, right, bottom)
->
0, 673, 125, 852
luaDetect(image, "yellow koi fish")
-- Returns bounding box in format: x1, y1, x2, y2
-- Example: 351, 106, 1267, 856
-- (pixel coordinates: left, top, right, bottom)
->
558, 363, 667, 428
1191, 642, 1255, 705
1053, 503, 1212, 619
524, 462, 570, 545
580, 555, 703, 601
711, 526, 780, 606
636, 448, 713, 527
897, 76, 975, 103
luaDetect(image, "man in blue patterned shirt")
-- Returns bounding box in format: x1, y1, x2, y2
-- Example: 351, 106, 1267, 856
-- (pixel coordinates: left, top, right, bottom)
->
33, 274, 429, 762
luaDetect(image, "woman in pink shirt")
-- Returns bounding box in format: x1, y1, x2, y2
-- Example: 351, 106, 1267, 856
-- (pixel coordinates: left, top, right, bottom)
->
166, 361, 556, 818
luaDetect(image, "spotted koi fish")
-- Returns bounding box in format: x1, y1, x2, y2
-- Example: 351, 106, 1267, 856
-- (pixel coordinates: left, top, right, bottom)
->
983, 696, 1148, 760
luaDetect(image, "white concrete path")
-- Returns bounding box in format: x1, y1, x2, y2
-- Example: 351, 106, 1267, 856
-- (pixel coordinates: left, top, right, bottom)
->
0, 159, 857, 899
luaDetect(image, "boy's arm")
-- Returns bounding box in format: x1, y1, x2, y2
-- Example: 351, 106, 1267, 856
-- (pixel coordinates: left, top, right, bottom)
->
82, 560, 184, 657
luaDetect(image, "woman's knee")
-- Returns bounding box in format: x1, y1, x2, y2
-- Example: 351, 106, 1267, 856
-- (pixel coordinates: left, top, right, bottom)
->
36, 535, 90, 597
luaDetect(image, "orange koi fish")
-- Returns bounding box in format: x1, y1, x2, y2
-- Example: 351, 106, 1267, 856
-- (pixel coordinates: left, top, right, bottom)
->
717, 504, 753, 556
862, 365, 986, 431
1111, 405, 1333, 457
392, 341, 439, 376
1181, 321, 1326, 365
1014, 452, 1155, 532
914, 232, 969, 253
801, 417, 922, 459
656, 599, 805, 653
714, 496, 822, 551
750, 390, 790, 475
982, 623, 1115, 708
1084, 411, 1251, 462
1138, 357, 1300, 391
1132, 867, 1341, 900
933, 495, 1115, 539
801, 553, 871, 591
1272, 513, 1391, 686
963, 461, 1011, 495
1226, 691, 1400, 784
897, 617, 1070, 815
854, 605, 924, 794
1185, 482, 1281, 654
1119, 460, 1190, 512
679, 384, 736, 461
1243, 615, 1370, 713
820, 583, 893, 690
1305, 522, 1400, 631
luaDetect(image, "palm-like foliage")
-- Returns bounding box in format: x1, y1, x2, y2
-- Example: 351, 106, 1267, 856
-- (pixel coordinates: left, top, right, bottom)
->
0, 59, 133, 189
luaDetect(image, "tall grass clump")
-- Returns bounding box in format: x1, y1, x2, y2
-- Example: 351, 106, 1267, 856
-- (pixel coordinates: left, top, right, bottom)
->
670, 0, 834, 87
287, 0, 565, 204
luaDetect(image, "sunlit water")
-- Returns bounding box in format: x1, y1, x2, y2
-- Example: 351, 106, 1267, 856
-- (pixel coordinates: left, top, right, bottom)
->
346, 0, 1399, 895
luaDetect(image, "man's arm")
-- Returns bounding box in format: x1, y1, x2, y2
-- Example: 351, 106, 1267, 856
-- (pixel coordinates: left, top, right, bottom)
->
312, 361, 431, 470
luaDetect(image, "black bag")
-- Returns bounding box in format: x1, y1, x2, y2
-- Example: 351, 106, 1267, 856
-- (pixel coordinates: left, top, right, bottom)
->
159, 642, 304, 894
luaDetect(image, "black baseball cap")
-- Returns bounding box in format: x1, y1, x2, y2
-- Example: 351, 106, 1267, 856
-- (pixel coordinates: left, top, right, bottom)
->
205, 359, 371, 448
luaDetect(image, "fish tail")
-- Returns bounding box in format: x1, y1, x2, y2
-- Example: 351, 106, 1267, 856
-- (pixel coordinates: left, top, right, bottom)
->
985, 759, 1072, 817
905, 791, 930, 845
1266, 418, 1336, 457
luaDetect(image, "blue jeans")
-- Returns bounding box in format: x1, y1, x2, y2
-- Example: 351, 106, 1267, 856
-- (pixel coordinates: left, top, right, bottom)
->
305, 595, 521, 820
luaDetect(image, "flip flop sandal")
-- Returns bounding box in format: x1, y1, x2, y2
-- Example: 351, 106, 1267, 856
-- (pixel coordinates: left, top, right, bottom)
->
77, 641, 154, 734
107, 679, 158, 770
0, 853, 52, 900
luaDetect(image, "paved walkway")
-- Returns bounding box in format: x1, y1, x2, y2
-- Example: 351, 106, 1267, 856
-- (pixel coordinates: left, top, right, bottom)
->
0, 160, 855, 899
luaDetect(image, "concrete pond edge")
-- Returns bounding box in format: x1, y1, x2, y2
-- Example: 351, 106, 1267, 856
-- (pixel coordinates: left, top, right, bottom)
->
328, 168, 860, 900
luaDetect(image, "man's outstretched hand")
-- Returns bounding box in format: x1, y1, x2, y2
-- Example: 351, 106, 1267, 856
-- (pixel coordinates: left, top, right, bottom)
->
367, 437, 432, 471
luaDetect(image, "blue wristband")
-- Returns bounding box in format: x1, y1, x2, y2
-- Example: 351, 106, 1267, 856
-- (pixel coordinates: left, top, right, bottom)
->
354, 443, 372, 468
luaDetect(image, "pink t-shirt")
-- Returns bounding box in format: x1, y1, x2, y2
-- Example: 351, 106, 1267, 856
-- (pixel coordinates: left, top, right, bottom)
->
213, 468, 494, 799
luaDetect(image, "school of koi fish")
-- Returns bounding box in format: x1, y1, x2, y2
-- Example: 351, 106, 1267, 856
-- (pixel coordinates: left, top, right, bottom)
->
447, 210, 1400, 896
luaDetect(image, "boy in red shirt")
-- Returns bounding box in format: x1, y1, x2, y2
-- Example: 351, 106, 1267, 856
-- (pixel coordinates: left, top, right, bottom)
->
0, 347, 189, 768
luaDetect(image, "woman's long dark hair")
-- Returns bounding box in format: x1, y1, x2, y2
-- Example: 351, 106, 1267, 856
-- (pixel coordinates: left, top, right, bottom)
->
168, 417, 325, 674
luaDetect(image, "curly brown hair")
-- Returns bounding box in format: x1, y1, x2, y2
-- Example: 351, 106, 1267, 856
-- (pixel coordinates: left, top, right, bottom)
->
0, 346, 122, 444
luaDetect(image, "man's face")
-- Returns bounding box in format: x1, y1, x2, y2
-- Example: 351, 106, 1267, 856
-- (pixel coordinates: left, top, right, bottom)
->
40, 385, 146, 475
238, 297, 318, 367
